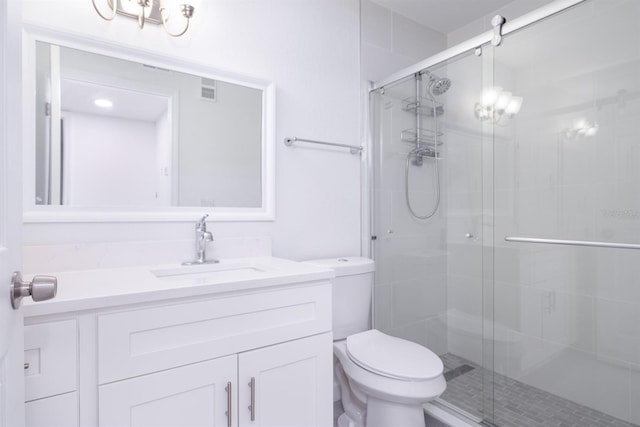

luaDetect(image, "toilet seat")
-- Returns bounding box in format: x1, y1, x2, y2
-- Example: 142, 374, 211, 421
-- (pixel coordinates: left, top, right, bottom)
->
346, 330, 443, 381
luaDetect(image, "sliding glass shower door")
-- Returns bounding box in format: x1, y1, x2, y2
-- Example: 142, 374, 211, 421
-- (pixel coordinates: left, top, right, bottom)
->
490, 1, 640, 425
371, 1, 640, 426
370, 51, 494, 422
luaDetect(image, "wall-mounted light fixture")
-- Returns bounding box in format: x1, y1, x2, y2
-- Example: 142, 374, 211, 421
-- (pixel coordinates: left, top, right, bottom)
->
92, 0, 196, 37
564, 118, 598, 139
475, 86, 523, 124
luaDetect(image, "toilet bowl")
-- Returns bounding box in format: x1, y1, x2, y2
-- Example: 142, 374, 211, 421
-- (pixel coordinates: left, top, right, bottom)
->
333, 330, 446, 427
304, 258, 446, 427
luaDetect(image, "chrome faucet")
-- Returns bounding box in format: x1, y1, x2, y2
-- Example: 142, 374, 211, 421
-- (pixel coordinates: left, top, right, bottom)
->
183, 214, 218, 265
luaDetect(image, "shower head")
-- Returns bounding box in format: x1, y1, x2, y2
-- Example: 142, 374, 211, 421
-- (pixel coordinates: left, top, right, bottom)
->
426, 73, 452, 96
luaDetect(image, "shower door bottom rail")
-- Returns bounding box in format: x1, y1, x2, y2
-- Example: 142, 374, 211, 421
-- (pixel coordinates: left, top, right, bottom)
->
505, 236, 640, 250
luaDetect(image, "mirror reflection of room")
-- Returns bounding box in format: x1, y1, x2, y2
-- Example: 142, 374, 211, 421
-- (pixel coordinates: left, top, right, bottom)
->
35, 41, 263, 208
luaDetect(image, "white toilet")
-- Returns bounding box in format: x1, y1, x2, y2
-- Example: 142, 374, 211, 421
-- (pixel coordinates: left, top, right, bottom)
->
305, 257, 446, 427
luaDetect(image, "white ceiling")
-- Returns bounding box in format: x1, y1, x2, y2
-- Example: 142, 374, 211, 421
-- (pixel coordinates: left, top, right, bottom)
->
368, 0, 519, 33
61, 79, 169, 122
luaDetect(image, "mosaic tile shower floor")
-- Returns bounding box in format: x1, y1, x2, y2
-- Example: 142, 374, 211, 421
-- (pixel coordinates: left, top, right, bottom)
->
440, 353, 638, 427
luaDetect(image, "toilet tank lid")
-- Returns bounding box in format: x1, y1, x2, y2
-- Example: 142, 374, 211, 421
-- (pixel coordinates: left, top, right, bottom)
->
304, 257, 374, 276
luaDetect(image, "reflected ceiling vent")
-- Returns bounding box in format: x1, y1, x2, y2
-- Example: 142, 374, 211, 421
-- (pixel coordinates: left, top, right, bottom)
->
201, 78, 217, 102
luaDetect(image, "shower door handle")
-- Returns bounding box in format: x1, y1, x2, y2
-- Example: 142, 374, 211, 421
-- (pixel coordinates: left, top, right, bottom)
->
505, 236, 640, 250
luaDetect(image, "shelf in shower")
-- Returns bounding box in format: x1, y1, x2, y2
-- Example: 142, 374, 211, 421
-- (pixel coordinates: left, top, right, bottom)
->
400, 128, 444, 146
402, 96, 444, 116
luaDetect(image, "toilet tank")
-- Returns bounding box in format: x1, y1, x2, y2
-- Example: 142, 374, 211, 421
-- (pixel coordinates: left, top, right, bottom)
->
304, 257, 375, 340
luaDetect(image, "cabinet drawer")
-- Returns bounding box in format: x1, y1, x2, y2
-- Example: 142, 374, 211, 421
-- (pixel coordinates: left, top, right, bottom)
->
25, 392, 79, 427
24, 320, 78, 401
98, 282, 331, 383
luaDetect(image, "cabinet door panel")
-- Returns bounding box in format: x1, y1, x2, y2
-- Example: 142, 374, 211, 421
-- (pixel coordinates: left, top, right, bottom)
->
26, 392, 79, 427
24, 319, 78, 401
238, 333, 332, 427
99, 355, 237, 427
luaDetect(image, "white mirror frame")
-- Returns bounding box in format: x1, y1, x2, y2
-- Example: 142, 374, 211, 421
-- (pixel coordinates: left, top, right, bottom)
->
22, 25, 275, 223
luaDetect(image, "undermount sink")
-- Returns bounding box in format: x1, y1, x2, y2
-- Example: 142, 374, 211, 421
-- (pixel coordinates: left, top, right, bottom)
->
151, 260, 270, 284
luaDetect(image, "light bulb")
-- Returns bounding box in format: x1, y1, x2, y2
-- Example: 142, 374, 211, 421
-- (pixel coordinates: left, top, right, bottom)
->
505, 96, 523, 115
585, 124, 598, 137
482, 86, 502, 106
494, 91, 512, 111
94, 99, 113, 108
573, 118, 587, 130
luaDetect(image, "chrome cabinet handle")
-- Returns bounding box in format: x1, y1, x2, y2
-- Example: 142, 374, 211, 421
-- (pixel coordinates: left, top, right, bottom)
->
10, 271, 57, 309
248, 377, 255, 421
225, 382, 232, 427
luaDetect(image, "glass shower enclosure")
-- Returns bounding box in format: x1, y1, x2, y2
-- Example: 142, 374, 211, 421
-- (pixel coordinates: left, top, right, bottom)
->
369, 1, 640, 425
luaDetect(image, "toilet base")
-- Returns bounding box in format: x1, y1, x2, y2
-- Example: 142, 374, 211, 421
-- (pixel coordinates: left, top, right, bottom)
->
366, 397, 426, 427
338, 412, 363, 427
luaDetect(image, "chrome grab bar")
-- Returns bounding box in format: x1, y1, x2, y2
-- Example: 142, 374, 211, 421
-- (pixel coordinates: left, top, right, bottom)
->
284, 136, 363, 155
504, 236, 640, 250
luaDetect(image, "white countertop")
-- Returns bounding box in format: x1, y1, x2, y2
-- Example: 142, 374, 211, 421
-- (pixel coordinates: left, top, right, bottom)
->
23, 257, 334, 318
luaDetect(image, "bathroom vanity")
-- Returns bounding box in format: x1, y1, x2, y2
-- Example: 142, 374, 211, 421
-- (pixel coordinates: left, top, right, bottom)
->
23, 257, 334, 427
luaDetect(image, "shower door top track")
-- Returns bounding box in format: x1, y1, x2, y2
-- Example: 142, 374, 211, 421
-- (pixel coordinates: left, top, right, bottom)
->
370, 0, 586, 92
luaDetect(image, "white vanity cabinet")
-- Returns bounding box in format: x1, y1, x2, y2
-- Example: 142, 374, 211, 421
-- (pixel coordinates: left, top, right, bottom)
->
100, 355, 238, 427
238, 333, 332, 427
100, 333, 332, 427
24, 319, 79, 427
24, 273, 333, 427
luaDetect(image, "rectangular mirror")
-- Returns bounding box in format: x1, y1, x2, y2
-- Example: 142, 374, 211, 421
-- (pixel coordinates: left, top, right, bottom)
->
24, 31, 275, 222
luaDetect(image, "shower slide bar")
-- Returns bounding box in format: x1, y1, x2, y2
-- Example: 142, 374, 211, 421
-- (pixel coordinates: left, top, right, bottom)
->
284, 137, 363, 155
371, 0, 586, 92
505, 236, 640, 250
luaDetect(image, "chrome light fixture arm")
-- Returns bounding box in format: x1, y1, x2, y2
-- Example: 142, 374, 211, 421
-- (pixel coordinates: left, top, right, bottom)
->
160, 4, 194, 38
92, 0, 117, 21
137, 0, 150, 29
92, 0, 196, 37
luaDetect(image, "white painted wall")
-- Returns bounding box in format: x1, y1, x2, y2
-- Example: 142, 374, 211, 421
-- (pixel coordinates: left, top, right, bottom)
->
176, 79, 262, 208
34, 42, 50, 205
62, 112, 158, 206
22, 0, 361, 266
156, 111, 172, 206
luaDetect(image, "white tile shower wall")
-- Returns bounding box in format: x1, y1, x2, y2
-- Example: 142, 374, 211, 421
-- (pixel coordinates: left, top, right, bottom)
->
446, 0, 556, 47
360, 0, 446, 82
439, 51, 486, 366
361, 2, 448, 354
21, 0, 361, 269
370, 81, 449, 353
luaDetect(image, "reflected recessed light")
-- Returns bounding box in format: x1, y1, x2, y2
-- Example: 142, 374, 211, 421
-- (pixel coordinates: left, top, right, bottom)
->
94, 99, 113, 108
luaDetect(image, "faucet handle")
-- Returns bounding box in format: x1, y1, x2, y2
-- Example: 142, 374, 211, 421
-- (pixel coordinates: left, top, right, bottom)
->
196, 214, 209, 229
